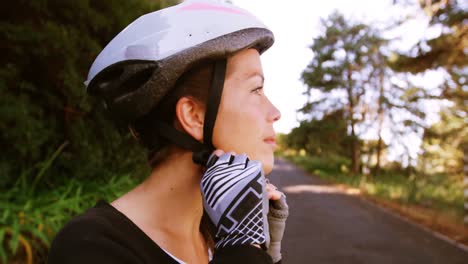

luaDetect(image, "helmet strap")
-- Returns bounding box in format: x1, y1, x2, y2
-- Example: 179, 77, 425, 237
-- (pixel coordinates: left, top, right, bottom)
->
153, 120, 208, 163
192, 59, 227, 165
152, 59, 227, 166
201, 59, 227, 150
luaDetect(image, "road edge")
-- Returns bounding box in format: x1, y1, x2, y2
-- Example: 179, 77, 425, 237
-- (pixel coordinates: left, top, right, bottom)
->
355, 194, 468, 253
276, 157, 468, 253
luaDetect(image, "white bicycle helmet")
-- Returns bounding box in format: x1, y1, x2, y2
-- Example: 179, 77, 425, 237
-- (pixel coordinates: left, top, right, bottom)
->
85, 0, 274, 165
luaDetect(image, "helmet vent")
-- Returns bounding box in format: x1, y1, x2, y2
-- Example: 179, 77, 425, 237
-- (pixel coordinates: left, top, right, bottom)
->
117, 67, 155, 98
90, 67, 124, 96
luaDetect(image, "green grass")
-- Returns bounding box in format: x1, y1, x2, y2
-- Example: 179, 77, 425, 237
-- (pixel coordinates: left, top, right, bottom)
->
0, 174, 140, 263
282, 153, 464, 221
1, 140, 144, 263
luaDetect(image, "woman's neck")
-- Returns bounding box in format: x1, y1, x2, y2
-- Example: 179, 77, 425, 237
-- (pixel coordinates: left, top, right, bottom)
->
111, 150, 205, 243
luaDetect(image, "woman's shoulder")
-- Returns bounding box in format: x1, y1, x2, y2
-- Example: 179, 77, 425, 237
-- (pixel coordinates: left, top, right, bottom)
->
47, 200, 130, 263
50, 200, 127, 243
54, 200, 113, 231
47, 200, 177, 264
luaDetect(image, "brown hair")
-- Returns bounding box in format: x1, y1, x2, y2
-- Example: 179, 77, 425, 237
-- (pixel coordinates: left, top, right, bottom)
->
130, 60, 217, 251
130, 61, 215, 166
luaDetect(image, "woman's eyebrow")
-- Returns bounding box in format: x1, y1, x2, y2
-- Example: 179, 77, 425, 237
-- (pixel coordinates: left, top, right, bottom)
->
245, 72, 264, 83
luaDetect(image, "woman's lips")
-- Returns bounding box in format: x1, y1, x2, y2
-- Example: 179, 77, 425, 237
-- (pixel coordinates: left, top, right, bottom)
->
264, 137, 277, 148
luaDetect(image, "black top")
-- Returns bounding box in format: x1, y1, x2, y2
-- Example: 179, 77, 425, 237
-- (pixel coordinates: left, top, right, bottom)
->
47, 200, 274, 264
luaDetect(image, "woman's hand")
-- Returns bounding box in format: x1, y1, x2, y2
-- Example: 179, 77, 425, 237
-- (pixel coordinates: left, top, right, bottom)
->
265, 180, 282, 200
265, 179, 288, 263
202, 150, 289, 263
201, 150, 270, 250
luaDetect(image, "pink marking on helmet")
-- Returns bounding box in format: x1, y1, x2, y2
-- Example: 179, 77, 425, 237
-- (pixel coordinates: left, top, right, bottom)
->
179, 2, 248, 16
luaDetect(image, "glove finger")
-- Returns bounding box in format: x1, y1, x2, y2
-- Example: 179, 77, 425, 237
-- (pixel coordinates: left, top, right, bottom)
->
232, 153, 249, 167
206, 153, 220, 168
217, 152, 234, 164
246, 160, 263, 172
270, 193, 289, 210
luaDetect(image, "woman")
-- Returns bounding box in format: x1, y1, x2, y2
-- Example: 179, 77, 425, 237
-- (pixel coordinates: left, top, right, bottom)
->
48, 1, 288, 263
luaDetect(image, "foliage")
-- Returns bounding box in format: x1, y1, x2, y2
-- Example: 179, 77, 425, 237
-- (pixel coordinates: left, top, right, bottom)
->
0, 173, 140, 263
390, 0, 467, 175
0, 0, 179, 189
286, 153, 351, 177
284, 109, 352, 157
0, 0, 179, 262
419, 109, 467, 175
389, 0, 467, 73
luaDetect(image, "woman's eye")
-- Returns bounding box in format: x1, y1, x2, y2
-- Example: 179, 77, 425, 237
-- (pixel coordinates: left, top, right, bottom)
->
252, 87, 263, 95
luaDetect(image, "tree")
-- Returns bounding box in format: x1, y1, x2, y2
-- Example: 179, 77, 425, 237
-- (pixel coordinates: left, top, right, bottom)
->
390, 0, 467, 176
300, 11, 387, 175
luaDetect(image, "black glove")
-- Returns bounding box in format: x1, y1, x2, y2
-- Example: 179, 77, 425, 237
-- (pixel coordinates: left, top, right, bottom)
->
201, 153, 270, 250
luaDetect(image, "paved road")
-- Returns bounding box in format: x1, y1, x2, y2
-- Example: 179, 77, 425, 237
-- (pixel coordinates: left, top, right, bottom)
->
269, 158, 468, 264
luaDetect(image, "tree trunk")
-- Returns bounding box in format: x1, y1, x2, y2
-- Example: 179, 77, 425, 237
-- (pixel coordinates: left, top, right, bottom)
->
351, 125, 360, 175
464, 145, 468, 225
375, 68, 385, 176
346, 64, 360, 175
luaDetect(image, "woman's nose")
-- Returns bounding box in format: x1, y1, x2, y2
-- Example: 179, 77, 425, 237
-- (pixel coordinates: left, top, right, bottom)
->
268, 99, 281, 123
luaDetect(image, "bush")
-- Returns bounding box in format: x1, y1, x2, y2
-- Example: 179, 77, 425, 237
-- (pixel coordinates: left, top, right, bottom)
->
287, 153, 351, 176
0, 0, 177, 190
0, 1, 180, 262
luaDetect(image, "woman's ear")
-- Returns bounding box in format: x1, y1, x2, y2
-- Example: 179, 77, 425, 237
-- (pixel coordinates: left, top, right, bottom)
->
175, 96, 205, 142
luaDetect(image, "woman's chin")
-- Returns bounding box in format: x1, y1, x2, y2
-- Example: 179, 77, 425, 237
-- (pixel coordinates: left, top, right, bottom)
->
261, 154, 275, 175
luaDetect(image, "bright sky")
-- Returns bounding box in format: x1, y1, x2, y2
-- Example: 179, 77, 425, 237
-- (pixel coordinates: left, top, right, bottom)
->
233, 0, 437, 135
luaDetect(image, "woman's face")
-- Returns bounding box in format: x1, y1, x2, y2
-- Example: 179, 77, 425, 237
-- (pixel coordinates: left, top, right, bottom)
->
212, 48, 281, 175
